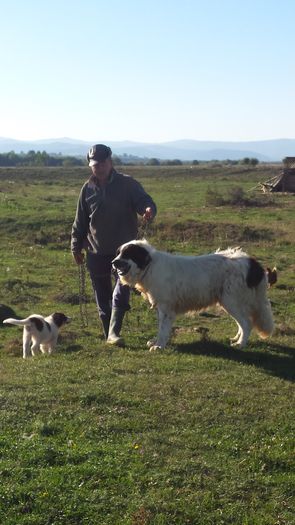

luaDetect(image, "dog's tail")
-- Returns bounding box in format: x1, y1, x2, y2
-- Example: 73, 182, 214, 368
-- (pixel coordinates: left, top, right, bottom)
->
3, 317, 31, 327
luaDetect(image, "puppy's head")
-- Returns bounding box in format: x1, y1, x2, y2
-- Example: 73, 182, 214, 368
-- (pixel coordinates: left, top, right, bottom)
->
112, 241, 152, 285
52, 313, 71, 328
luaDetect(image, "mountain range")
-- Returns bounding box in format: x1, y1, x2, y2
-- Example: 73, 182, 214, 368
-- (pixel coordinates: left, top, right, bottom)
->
1, 137, 295, 161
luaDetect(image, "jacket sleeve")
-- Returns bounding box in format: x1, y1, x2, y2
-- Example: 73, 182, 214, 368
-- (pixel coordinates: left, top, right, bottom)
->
71, 185, 89, 254
130, 179, 157, 218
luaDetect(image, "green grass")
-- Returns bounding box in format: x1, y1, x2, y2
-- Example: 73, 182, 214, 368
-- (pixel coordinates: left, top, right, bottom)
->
0, 165, 295, 524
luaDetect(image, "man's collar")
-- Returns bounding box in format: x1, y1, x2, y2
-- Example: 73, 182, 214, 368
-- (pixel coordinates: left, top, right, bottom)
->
89, 169, 116, 188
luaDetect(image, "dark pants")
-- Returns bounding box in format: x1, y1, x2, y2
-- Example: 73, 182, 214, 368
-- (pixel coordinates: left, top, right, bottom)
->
86, 252, 130, 324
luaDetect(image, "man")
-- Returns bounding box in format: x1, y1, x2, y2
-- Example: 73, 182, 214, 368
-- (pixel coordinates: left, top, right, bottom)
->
71, 144, 156, 346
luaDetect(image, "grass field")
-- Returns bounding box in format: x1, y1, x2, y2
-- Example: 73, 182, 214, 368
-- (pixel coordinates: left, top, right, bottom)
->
0, 164, 294, 525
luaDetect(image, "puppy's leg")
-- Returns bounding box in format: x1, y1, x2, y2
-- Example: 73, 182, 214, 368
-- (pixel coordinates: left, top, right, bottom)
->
147, 339, 156, 348
40, 344, 49, 354
47, 335, 58, 354
22, 328, 32, 359
30, 342, 40, 356
148, 308, 175, 351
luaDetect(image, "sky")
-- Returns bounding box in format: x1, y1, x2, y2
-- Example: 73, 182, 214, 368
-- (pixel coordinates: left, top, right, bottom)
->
1, 0, 295, 144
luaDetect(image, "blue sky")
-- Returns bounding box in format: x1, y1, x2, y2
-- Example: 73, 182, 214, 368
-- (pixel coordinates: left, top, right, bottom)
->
1, 0, 295, 143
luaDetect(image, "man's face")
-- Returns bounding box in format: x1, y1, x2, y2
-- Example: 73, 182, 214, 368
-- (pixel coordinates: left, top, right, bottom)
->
91, 157, 113, 181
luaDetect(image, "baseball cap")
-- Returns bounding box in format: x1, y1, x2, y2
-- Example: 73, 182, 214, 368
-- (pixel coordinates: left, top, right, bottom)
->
87, 144, 112, 166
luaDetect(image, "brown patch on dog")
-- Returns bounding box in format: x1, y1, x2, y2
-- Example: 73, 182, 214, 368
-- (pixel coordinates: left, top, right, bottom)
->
135, 284, 156, 308
30, 317, 44, 331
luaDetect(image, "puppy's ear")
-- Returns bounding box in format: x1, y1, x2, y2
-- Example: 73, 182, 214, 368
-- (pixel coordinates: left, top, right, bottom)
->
52, 313, 69, 327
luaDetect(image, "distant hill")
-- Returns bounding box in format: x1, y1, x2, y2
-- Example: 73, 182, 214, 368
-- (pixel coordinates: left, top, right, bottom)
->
1, 137, 295, 161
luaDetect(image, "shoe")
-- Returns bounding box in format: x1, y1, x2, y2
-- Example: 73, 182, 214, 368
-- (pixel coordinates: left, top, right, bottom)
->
106, 307, 126, 347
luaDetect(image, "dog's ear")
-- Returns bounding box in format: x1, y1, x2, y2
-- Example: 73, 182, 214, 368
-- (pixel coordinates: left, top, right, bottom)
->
52, 313, 70, 327
122, 244, 151, 270
246, 258, 265, 288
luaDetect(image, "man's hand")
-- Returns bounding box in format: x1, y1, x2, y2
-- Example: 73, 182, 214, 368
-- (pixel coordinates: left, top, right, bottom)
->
73, 252, 85, 265
143, 207, 154, 222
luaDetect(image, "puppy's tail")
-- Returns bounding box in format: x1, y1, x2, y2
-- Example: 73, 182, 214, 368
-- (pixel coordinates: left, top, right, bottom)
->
266, 266, 277, 287
3, 317, 31, 327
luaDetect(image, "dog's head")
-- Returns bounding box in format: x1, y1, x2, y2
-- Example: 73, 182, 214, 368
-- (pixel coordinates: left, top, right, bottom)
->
51, 313, 71, 328
112, 240, 152, 286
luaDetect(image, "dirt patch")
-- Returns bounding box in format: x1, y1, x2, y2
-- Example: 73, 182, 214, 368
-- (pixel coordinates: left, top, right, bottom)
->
151, 220, 274, 244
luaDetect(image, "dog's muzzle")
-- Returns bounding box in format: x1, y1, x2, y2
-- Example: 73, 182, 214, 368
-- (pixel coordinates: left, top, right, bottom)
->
112, 258, 130, 276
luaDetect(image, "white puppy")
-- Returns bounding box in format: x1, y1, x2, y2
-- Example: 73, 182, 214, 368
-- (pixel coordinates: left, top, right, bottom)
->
112, 240, 274, 351
3, 313, 70, 358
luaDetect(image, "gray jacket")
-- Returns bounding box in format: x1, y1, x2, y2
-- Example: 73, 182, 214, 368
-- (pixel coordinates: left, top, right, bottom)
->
71, 169, 157, 255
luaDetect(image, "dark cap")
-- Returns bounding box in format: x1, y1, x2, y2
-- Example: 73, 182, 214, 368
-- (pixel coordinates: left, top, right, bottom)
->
87, 144, 112, 166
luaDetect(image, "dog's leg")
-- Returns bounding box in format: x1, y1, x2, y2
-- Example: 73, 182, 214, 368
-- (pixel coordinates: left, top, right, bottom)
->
22, 328, 32, 359
148, 308, 175, 351
230, 325, 242, 343
147, 309, 160, 349
231, 321, 251, 348
230, 318, 251, 348
221, 298, 252, 348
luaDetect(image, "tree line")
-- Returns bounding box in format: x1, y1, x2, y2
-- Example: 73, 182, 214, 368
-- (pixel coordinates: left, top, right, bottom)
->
0, 150, 260, 167
0, 150, 84, 167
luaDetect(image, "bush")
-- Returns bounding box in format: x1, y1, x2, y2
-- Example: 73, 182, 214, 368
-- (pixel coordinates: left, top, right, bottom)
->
205, 188, 225, 206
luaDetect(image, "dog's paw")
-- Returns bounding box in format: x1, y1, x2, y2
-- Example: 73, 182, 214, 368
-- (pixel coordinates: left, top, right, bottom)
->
230, 340, 246, 349
147, 339, 164, 351
148, 344, 162, 352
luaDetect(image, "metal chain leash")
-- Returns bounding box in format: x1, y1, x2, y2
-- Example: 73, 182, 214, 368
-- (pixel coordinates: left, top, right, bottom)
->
78, 261, 89, 328
137, 217, 152, 240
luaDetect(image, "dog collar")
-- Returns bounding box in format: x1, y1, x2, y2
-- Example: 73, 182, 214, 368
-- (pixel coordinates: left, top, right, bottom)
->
139, 262, 151, 282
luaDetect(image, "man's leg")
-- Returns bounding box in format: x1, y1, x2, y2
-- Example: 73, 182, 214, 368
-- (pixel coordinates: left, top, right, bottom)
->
87, 253, 113, 339
107, 275, 130, 346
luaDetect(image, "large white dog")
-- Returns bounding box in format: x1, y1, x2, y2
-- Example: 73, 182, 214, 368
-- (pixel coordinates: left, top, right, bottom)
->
112, 240, 274, 351
3, 313, 70, 358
